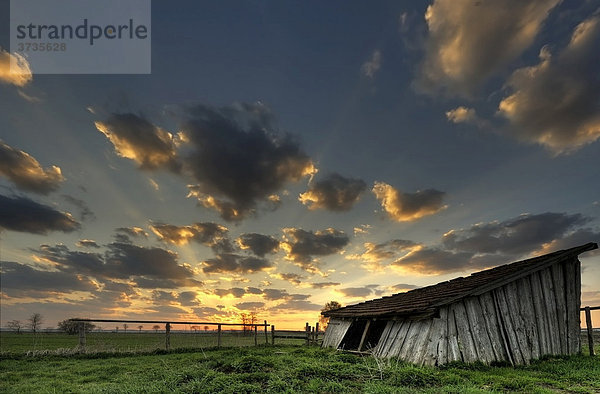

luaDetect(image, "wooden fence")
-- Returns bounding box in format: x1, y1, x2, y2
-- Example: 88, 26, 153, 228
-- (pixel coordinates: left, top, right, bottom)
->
582, 305, 599, 356
71, 319, 324, 350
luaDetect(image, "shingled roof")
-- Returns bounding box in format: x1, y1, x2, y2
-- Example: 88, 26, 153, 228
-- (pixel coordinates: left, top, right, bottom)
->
322, 242, 597, 319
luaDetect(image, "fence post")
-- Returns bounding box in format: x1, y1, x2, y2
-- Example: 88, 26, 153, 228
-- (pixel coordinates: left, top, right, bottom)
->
165, 322, 171, 350
305, 322, 310, 346
271, 324, 275, 345
254, 325, 258, 346
316, 322, 319, 345
264, 320, 268, 344
78, 322, 86, 348
217, 324, 222, 348
585, 306, 595, 356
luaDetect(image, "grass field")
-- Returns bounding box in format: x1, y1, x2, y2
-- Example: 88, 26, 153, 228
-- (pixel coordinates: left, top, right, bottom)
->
1, 332, 599, 393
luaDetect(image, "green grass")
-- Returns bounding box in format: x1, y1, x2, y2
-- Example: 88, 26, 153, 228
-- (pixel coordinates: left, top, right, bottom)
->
0, 332, 304, 354
1, 345, 599, 393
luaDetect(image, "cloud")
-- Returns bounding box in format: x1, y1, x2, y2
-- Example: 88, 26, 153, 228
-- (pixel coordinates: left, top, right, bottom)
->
76, 239, 100, 248
182, 103, 317, 221
193, 306, 231, 319
272, 300, 322, 311
299, 173, 367, 212
0, 194, 80, 234
418, 0, 560, 97
281, 228, 349, 273
177, 291, 200, 306
235, 302, 265, 310
0, 140, 64, 194
116, 226, 148, 239
338, 287, 374, 298
201, 253, 272, 274
347, 239, 418, 270
372, 182, 446, 222
393, 246, 476, 274
497, 14, 600, 153
214, 287, 247, 298
62, 195, 95, 221
236, 233, 280, 257
390, 283, 419, 292
150, 222, 229, 247
0, 261, 98, 297
442, 212, 590, 256
95, 113, 181, 171
0, 49, 32, 87
34, 241, 200, 287
361, 49, 382, 78
446, 106, 480, 124
273, 272, 305, 285
309, 282, 340, 289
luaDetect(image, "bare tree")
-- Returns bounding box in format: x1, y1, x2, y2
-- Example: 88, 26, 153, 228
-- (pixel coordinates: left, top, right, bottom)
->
204, 325, 209, 332
138, 325, 143, 333
123, 323, 128, 333
28, 313, 43, 334
7, 320, 22, 334
152, 324, 160, 333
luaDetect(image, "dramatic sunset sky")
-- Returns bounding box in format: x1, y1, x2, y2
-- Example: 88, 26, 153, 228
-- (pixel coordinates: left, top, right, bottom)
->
1, 0, 600, 329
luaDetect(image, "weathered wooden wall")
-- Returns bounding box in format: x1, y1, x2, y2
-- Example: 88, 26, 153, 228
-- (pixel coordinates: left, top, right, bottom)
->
321, 318, 351, 349
368, 258, 581, 365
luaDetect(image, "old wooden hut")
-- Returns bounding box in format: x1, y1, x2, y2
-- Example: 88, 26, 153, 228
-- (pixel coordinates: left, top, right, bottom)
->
321, 242, 597, 366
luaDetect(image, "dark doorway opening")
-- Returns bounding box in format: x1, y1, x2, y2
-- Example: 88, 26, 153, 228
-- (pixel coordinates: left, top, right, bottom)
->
338, 319, 388, 351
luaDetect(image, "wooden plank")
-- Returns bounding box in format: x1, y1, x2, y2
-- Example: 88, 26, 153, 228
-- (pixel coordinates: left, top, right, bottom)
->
464, 296, 495, 364
493, 287, 524, 364
478, 292, 508, 362
515, 277, 540, 360
422, 307, 447, 366
575, 259, 582, 353
564, 259, 580, 354
539, 267, 561, 354
397, 320, 421, 362
585, 306, 595, 356
551, 263, 568, 353
447, 304, 461, 362
529, 271, 550, 356
357, 320, 371, 352
452, 301, 478, 363
372, 321, 393, 357
387, 320, 410, 358
436, 307, 449, 366
504, 281, 531, 364
406, 319, 434, 366
322, 319, 351, 348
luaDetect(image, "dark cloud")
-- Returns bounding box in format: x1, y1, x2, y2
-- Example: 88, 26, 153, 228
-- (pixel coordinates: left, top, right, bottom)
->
201, 253, 272, 274
262, 288, 289, 300
299, 173, 367, 211
62, 195, 96, 221
372, 182, 446, 222
116, 226, 149, 238
417, 0, 560, 97
181, 103, 317, 221
275, 273, 305, 285
281, 228, 349, 273
0, 140, 65, 195
34, 242, 200, 287
150, 222, 229, 248
95, 113, 181, 171
177, 291, 200, 306
235, 301, 265, 310
193, 306, 230, 319
498, 14, 600, 153
0, 140, 64, 194
76, 239, 101, 248
0, 194, 80, 234
390, 283, 419, 292
339, 287, 373, 298
309, 282, 340, 289
237, 233, 280, 257
442, 212, 590, 256
214, 287, 247, 298
0, 261, 98, 297
151, 290, 178, 304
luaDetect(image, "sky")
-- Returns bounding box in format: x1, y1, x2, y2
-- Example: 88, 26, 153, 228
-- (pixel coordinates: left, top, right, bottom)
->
1, 0, 600, 330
